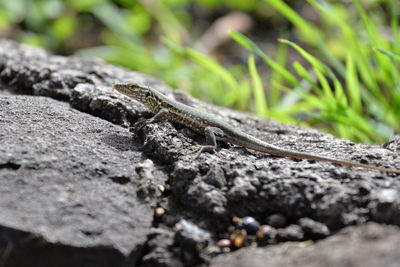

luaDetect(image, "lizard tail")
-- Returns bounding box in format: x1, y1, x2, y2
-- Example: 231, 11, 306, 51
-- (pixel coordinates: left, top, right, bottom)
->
235, 134, 400, 174
284, 151, 400, 174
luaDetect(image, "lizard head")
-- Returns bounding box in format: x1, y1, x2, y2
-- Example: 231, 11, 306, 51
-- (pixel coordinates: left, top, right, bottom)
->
113, 82, 152, 104
114, 82, 163, 113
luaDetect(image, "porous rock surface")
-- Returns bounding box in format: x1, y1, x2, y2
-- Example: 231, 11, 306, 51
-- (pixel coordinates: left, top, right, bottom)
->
0, 40, 399, 266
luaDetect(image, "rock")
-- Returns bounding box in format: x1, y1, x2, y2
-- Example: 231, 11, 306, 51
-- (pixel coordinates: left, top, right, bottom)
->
277, 224, 304, 241
0, 96, 159, 266
230, 229, 247, 248
239, 216, 260, 235
369, 189, 400, 225
210, 223, 400, 267
265, 214, 287, 228
141, 228, 183, 267
217, 238, 231, 249
256, 225, 278, 245
298, 217, 330, 238
174, 219, 211, 265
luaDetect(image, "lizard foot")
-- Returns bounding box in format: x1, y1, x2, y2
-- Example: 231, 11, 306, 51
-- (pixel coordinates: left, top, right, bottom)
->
192, 145, 225, 159
132, 118, 148, 132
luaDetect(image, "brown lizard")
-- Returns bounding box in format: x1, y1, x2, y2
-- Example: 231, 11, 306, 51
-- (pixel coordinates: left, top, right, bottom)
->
114, 82, 400, 174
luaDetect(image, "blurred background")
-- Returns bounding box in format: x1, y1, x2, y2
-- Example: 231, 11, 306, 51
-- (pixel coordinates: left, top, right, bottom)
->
0, 0, 399, 143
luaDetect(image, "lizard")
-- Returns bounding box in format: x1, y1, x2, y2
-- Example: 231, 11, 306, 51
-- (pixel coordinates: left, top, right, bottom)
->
113, 82, 400, 174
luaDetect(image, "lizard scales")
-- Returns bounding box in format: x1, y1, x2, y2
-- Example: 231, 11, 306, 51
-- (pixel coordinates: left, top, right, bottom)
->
114, 82, 400, 174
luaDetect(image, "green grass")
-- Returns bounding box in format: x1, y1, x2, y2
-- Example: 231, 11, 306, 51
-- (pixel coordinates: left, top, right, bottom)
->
158, 0, 400, 143
1, 0, 399, 143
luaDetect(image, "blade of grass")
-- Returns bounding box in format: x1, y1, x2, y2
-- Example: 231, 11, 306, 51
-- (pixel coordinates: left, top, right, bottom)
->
92, 1, 138, 37
373, 47, 400, 109
345, 109, 381, 142
141, 0, 186, 43
276, 82, 326, 110
352, 0, 384, 48
307, 0, 389, 108
353, 0, 397, 87
333, 79, 348, 109
163, 38, 239, 90
263, 0, 319, 44
314, 68, 335, 109
236, 80, 252, 111
374, 47, 400, 62
292, 62, 320, 95
278, 76, 313, 108
345, 52, 361, 113
248, 54, 268, 116
278, 38, 337, 81
391, 0, 400, 54
266, 0, 346, 77
269, 31, 289, 106
229, 30, 298, 86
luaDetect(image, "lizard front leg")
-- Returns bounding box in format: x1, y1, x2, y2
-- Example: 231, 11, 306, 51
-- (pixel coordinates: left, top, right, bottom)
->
195, 126, 225, 158
132, 108, 170, 131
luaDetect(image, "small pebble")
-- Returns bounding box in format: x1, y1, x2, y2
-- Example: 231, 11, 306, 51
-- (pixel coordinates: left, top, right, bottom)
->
217, 239, 232, 248
242, 216, 260, 235
298, 218, 330, 238
277, 224, 304, 241
205, 245, 221, 256
230, 229, 247, 248
155, 207, 165, 217
232, 216, 242, 224
221, 247, 231, 253
266, 214, 287, 228
256, 225, 278, 246
157, 184, 165, 192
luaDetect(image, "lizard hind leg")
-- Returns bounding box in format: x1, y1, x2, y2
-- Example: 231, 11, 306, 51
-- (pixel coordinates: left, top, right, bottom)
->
194, 126, 225, 158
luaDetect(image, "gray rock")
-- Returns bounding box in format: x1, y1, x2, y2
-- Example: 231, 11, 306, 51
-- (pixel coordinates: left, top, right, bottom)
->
210, 223, 400, 267
141, 228, 183, 267
265, 214, 287, 228
256, 225, 278, 245
277, 224, 304, 241
174, 219, 211, 265
298, 217, 330, 238
0, 96, 160, 267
